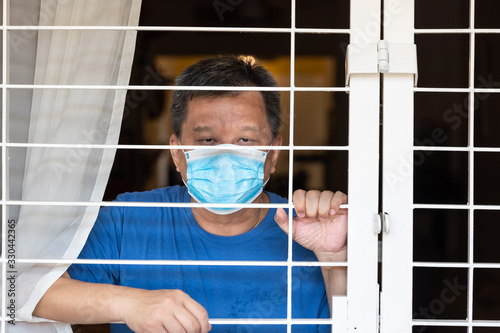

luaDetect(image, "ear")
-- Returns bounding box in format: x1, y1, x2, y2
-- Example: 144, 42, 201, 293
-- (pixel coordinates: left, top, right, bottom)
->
269, 134, 282, 174
170, 134, 182, 172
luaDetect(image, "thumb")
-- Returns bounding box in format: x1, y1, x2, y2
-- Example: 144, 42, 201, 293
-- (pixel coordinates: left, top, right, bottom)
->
274, 208, 290, 234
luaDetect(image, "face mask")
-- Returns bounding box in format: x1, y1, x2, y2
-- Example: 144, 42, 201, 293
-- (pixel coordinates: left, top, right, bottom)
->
182, 144, 269, 215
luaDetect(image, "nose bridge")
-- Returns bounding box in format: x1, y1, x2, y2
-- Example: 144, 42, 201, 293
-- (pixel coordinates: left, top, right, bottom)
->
211, 152, 235, 181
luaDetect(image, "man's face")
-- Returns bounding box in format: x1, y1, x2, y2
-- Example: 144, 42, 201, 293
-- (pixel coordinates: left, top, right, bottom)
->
170, 91, 282, 185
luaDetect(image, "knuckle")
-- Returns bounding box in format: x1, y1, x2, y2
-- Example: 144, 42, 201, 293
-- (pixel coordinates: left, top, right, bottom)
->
197, 308, 210, 321
187, 318, 202, 331
305, 190, 321, 199
294, 189, 306, 195
323, 190, 335, 197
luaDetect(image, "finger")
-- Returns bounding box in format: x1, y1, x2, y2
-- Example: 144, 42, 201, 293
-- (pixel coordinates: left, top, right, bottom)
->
318, 191, 335, 219
305, 190, 321, 217
274, 208, 290, 234
183, 297, 211, 333
330, 191, 348, 215
173, 310, 201, 333
292, 190, 307, 218
161, 315, 186, 333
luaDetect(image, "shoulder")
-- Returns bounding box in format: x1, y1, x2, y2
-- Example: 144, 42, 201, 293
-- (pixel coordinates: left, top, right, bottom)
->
114, 185, 188, 203
95, 186, 188, 225
266, 191, 288, 204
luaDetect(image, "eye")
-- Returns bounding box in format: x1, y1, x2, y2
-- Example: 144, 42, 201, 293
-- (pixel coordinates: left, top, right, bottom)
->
238, 138, 255, 145
200, 138, 216, 145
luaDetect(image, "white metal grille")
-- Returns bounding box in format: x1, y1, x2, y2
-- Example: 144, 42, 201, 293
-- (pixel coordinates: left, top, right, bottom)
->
382, 0, 500, 332
4, 1, 498, 332
0, 1, 376, 332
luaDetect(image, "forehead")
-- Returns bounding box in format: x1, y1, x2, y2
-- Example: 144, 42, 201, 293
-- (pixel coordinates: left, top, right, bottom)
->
182, 91, 269, 134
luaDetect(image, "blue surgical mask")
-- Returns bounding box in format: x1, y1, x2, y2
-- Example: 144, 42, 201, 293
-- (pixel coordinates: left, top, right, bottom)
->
182, 144, 269, 215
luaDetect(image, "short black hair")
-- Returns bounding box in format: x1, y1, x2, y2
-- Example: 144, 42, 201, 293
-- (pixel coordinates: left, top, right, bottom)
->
170, 55, 281, 140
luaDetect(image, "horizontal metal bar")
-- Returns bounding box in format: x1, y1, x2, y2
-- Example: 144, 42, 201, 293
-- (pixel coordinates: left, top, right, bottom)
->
413, 262, 500, 269
4, 200, 291, 208
3, 258, 348, 267
4, 143, 350, 151
415, 28, 500, 34
413, 203, 500, 210
3, 25, 351, 34
413, 87, 470, 92
412, 319, 500, 327
208, 318, 335, 325
5, 199, 349, 209
413, 146, 500, 152
0, 316, 334, 326
1, 84, 350, 92
414, 87, 500, 93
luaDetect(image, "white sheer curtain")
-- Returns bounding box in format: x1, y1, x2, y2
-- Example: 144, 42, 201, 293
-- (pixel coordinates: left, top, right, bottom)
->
7, 1, 141, 332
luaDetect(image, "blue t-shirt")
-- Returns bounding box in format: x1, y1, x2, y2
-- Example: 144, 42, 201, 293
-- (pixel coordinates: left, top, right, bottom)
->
68, 186, 330, 332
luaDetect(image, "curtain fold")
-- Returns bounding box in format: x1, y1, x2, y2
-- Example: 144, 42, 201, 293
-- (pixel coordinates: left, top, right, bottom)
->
7, 1, 142, 332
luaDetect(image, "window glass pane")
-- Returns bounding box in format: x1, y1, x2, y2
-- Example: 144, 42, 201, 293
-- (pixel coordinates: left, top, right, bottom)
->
141, 0, 290, 28
415, 34, 469, 88
295, 0, 349, 29
413, 327, 467, 333
295, 33, 348, 87
414, 151, 468, 204
473, 268, 500, 320
10, 0, 134, 25
475, 34, 500, 89
474, 152, 500, 205
293, 150, 348, 194
475, 0, 500, 29
294, 91, 348, 146
8, 30, 37, 85
413, 209, 468, 262
474, 210, 500, 263
413, 267, 468, 320
415, 0, 469, 29
473, 328, 500, 333
414, 93, 469, 148
136, 32, 291, 86
474, 93, 500, 148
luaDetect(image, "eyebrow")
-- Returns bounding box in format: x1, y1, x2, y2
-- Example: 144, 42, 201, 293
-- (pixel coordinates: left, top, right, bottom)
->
240, 125, 261, 133
193, 126, 213, 133
193, 125, 261, 133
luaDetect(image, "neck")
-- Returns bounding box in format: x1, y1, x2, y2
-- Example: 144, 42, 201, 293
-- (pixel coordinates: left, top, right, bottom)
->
192, 193, 268, 236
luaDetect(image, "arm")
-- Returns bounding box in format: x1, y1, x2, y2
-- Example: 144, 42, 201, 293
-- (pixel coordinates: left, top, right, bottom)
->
274, 190, 348, 311
33, 272, 211, 333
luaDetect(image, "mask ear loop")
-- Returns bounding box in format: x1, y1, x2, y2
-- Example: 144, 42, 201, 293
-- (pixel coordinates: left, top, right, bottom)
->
262, 141, 274, 187
178, 140, 187, 155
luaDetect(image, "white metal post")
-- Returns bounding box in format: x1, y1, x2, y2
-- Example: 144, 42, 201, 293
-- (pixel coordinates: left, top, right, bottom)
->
346, 0, 381, 331
380, 0, 415, 332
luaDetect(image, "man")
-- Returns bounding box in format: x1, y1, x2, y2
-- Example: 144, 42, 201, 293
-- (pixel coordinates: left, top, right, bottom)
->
33, 55, 347, 333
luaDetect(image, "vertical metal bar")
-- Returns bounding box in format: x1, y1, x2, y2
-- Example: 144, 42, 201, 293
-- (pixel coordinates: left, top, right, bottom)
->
348, 1, 381, 332
287, 1, 296, 332
380, 0, 415, 332
467, 1, 476, 331
1, 0, 7, 330
348, 75, 380, 332
331, 296, 348, 331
